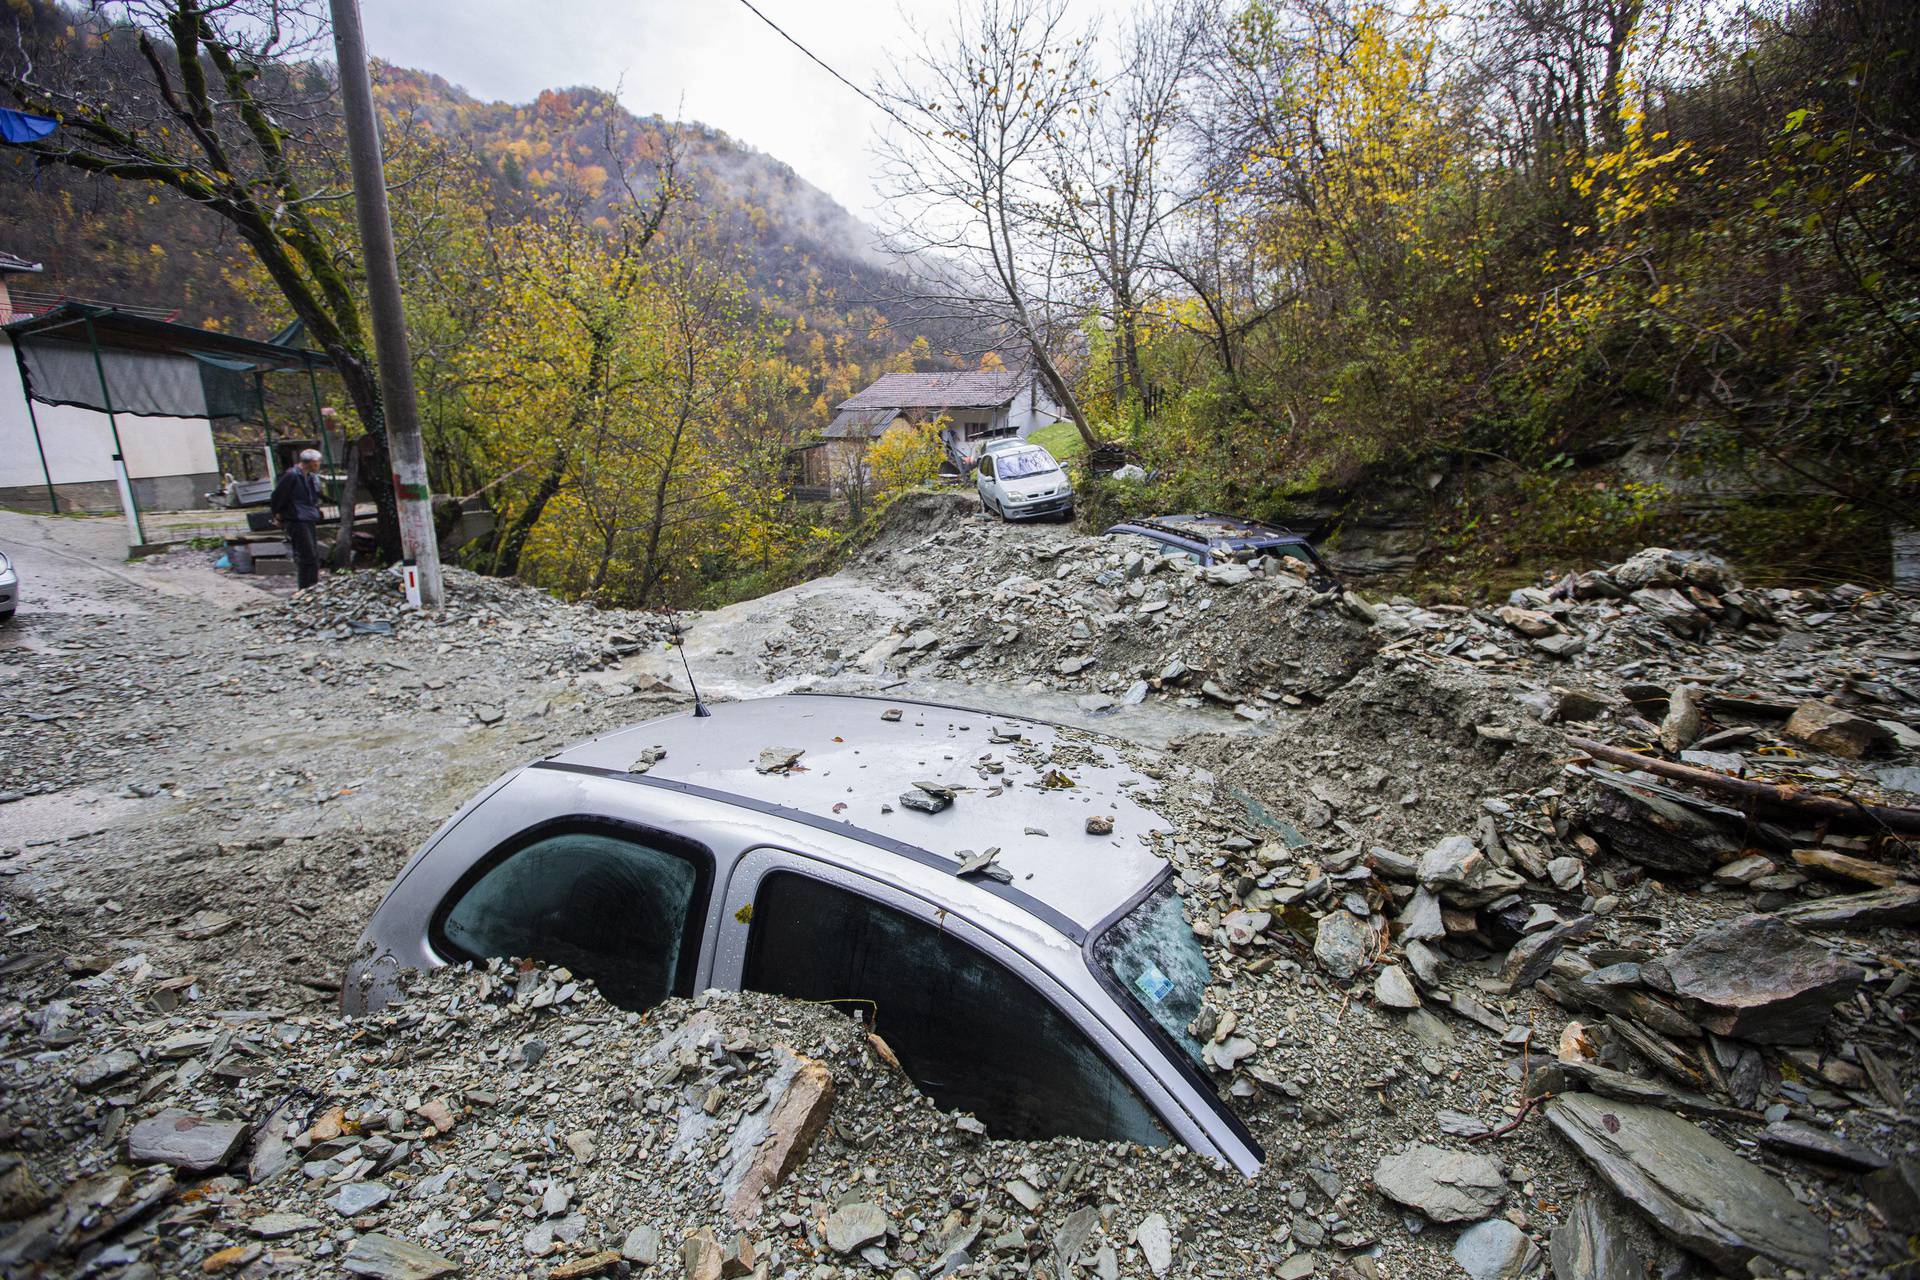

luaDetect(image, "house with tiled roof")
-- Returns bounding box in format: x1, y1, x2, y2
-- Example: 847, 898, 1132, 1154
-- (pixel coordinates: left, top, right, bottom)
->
813, 370, 1065, 491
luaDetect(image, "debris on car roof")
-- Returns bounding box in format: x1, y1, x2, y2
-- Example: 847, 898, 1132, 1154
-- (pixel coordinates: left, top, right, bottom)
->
555, 695, 1180, 933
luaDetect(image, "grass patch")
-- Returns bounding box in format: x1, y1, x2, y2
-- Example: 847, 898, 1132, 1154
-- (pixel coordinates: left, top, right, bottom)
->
1027, 421, 1087, 464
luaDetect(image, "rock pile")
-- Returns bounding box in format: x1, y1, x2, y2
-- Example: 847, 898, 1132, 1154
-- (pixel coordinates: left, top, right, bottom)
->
251, 566, 670, 676
813, 513, 1379, 720
5, 511, 1916, 1280
1146, 545, 1917, 1280
0, 949, 1246, 1279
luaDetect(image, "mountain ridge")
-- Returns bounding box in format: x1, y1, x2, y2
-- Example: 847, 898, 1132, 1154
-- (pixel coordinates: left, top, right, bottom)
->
0, 38, 931, 370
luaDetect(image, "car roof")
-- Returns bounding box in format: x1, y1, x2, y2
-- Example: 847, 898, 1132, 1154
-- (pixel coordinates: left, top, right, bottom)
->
548, 694, 1175, 934
1109, 514, 1311, 548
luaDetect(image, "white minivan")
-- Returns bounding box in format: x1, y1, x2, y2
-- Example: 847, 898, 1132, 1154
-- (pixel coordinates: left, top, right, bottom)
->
976, 442, 1073, 521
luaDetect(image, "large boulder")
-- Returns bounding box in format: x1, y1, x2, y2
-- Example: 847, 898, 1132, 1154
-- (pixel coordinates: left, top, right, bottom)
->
1416, 836, 1525, 908
1640, 914, 1863, 1044
1372, 1143, 1506, 1223
1546, 1093, 1830, 1274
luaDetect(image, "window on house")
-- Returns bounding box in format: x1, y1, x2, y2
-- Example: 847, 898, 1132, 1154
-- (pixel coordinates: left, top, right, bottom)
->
434, 826, 707, 1011
742, 871, 1169, 1147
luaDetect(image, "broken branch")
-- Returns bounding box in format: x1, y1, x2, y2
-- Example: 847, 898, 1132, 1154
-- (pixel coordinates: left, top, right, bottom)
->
1566, 736, 1920, 834
1467, 1091, 1552, 1143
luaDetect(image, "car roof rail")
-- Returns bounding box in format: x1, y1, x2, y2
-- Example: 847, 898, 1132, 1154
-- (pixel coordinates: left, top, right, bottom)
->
1124, 514, 1311, 546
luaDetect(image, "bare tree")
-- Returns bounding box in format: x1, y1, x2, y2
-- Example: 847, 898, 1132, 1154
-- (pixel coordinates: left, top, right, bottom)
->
874, 0, 1102, 448
1467, 0, 1650, 166
1, 0, 416, 552
1039, 0, 1207, 411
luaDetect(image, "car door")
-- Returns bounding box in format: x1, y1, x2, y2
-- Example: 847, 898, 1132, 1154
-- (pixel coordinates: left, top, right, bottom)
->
347, 765, 728, 1015
710, 846, 1212, 1153
975, 452, 995, 505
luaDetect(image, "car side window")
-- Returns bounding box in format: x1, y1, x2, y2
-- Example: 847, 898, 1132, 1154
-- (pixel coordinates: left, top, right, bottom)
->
979, 455, 994, 478
434, 826, 707, 1012
742, 871, 1168, 1148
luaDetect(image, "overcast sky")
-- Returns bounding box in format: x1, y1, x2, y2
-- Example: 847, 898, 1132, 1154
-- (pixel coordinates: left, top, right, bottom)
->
360, 0, 1129, 221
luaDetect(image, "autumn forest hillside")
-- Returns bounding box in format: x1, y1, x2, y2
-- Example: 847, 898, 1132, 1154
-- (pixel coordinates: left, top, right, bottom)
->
2, 0, 1916, 605
5, 54, 933, 383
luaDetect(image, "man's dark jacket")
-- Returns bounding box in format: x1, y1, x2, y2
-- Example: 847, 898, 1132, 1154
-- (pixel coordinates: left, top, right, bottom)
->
270, 466, 323, 524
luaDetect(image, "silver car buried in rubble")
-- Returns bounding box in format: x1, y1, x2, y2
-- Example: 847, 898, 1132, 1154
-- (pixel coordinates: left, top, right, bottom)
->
342, 693, 1263, 1174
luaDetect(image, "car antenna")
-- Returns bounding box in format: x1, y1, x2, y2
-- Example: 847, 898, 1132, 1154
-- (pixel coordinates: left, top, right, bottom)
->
664, 609, 711, 718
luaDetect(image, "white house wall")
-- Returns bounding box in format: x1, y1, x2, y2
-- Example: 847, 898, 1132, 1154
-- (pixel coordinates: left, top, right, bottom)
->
0, 332, 220, 511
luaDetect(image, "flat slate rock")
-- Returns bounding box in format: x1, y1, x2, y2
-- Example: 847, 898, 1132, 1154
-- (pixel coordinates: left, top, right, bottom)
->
1548, 1194, 1644, 1280
1770, 884, 1920, 931
1451, 1218, 1540, 1280
1546, 1093, 1830, 1274
126, 1110, 246, 1172
326, 1181, 393, 1217
1372, 1142, 1506, 1223
1374, 964, 1420, 1009
341, 1233, 461, 1279
823, 1201, 890, 1254
72, 1049, 140, 1092
1759, 1119, 1890, 1172
247, 1213, 321, 1240
1640, 914, 1862, 1044
1500, 913, 1594, 991
1135, 1212, 1174, 1277
1865, 1157, 1920, 1233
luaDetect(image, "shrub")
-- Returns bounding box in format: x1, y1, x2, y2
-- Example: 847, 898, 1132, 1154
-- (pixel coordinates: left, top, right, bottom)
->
867, 418, 945, 496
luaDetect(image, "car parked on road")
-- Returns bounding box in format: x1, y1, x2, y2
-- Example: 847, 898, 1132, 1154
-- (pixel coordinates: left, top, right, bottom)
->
1106, 514, 1336, 589
976, 442, 1073, 521
342, 693, 1262, 1174
0, 549, 16, 624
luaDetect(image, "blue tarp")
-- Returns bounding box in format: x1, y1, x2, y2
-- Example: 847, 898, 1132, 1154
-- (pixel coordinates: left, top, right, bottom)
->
0, 109, 57, 145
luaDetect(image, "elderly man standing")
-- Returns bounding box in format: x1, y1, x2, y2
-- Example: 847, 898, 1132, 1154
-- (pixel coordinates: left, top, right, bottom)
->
270, 448, 326, 590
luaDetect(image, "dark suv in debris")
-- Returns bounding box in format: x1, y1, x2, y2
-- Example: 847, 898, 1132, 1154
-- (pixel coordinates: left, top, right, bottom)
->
1105, 514, 1336, 588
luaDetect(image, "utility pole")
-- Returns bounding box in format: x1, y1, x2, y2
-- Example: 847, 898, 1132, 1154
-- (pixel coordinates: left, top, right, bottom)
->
329, 0, 444, 607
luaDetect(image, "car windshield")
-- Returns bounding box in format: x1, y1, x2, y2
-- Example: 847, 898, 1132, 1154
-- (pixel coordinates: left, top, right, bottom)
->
1091, 878, 1210, 1069
998, 451, 1057, 479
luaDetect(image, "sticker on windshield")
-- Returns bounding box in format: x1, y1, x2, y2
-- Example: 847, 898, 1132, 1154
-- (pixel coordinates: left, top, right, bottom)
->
1134, 964, 1175, 1003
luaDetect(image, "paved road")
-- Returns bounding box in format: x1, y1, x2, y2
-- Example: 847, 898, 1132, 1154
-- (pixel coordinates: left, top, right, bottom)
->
0, 507, 270, 632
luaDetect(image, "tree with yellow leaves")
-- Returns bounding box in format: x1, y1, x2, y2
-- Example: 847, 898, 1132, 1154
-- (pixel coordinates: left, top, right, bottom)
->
867, 417, 948, 498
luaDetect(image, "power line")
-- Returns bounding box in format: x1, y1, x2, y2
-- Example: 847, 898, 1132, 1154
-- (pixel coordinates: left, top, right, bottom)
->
731, 0, 905, 125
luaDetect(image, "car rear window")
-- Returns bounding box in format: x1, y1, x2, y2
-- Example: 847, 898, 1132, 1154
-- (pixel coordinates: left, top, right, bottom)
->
743, 871, 1168, 1147
433, 825, 707, 1012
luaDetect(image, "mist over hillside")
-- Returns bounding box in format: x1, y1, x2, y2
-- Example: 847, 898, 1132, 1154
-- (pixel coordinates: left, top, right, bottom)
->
376, 69, 924, 331
0, 37, 947, 365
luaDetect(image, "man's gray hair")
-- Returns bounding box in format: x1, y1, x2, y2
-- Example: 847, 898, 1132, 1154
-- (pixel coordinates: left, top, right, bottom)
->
298, 448, 323, 462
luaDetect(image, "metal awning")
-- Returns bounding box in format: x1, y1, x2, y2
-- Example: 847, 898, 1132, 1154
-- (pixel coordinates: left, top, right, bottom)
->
5, 302, 336, 545
5, 302, 332, 370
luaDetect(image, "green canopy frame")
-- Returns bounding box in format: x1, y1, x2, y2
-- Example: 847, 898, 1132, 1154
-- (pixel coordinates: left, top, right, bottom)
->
6, 303, 334, 546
